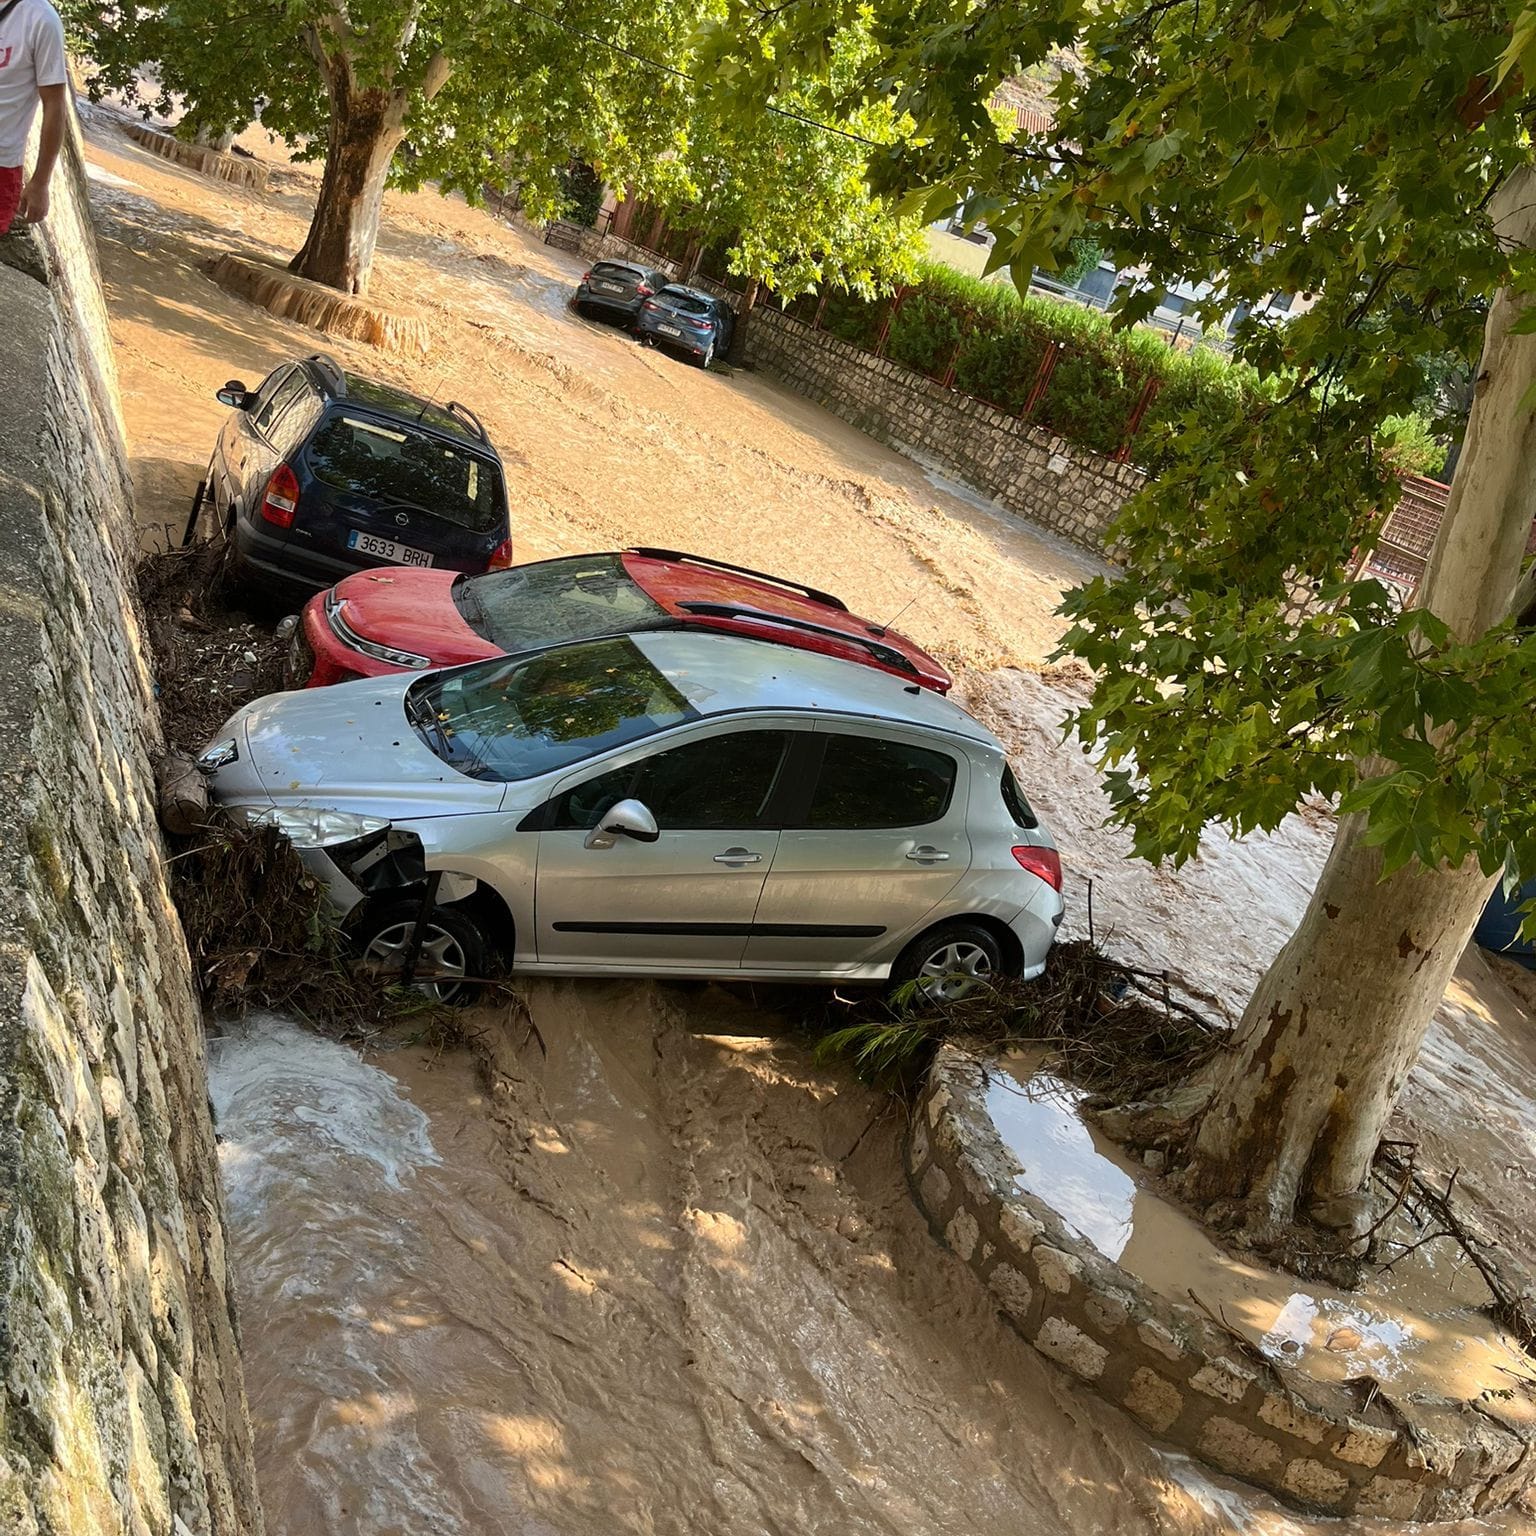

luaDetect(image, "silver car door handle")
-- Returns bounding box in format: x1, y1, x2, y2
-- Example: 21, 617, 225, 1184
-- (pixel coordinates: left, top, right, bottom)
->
906, 846, 951, 863
713, 848, 762, 865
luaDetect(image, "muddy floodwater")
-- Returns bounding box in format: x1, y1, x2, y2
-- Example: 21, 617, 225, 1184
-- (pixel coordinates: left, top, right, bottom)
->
986, 1059, 1536, 1405
210, 992, 1534, 1536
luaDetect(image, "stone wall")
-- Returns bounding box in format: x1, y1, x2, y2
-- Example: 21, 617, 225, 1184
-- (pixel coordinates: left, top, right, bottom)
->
742, 306, 1145, 555
0, 105, 263, 1536
910, 1046, 1536, 1520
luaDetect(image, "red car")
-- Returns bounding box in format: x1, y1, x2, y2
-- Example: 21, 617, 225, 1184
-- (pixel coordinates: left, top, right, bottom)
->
286, 547, 952, 692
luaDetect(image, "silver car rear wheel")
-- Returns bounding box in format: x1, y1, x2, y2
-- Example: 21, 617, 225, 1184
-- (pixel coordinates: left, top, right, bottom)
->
890, 920, 1006, 1006
917, 940, 994, 1002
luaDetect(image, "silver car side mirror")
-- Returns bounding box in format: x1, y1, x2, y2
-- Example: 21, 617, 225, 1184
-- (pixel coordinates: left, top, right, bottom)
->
583, 797, 660, 850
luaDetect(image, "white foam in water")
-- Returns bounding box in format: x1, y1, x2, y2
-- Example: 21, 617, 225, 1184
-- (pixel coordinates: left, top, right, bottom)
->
85, 162, 143, 190
210, 1012, 439, 1210
1155, 1452, 1312, 1534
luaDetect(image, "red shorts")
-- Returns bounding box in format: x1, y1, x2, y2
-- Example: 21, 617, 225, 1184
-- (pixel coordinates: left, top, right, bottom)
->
0, 166, 21, 235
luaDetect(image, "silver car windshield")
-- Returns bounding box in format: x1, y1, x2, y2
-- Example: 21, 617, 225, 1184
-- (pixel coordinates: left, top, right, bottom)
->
453, 554, 667, 651
407, 635, 697, 782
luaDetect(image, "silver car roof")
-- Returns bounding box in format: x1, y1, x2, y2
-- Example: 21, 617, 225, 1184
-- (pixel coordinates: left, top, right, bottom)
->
627, 630, 998, 748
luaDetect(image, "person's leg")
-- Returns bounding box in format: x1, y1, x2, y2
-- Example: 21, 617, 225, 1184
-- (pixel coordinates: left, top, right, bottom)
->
0, 167, 23, 235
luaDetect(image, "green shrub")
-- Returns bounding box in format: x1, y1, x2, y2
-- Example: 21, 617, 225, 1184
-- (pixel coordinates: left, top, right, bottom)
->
801, 259, 1436, 472
821, 288, 888, 348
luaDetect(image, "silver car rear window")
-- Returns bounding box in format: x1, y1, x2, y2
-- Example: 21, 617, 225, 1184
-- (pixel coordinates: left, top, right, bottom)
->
407, 636, 697, 781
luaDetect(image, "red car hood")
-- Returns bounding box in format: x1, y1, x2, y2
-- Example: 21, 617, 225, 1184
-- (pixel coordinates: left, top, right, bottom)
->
331, 568, 501, 665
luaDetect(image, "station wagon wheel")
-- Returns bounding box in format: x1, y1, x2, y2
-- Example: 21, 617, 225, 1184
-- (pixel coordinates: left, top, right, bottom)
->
700, 340, 715, 369
354, 899, 487, 1006
889, 920, 1004, 1006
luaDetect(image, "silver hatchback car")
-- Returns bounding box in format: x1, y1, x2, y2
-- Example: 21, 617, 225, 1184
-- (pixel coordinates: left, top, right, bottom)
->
199, 631, 1065, 997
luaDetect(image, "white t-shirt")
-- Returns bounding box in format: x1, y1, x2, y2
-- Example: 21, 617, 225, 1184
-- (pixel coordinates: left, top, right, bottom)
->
0, 0, 66, 168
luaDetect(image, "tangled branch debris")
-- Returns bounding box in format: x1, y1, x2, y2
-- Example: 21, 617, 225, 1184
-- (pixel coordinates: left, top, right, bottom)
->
1374, 1145, 1536, 1352
814, 939, 1224, 1096
140, 539, 467, 1037
138, 537, 288, 754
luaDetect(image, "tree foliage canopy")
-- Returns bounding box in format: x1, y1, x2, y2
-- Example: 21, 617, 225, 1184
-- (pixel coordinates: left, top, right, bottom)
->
704, 0, 1536, 886
69, 0, 920, 295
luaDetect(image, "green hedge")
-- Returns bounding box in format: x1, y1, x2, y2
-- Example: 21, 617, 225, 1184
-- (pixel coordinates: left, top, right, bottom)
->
800, 261, 1440, 476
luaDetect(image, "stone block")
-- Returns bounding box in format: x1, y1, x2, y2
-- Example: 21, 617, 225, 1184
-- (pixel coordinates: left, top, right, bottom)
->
1330, 1420, 1398, 1468
989, 1263, 1034, 1316
1124, 1368, 1183, 1433
958, 1157, 999, 1210
1355, 1475, 1424, 1519
124, 1353, 173, 1536
1085, 1289, 1132, 1336
999, 1201, 1043, 1253
1259, 1393, 1328, 1446
1190, 1358, 1257, 1407
908, 1122, 929, 1169
1032, 1245, 1082, 1296
925, 1086, 952, 1129
944, 1208, 980, 1262
918, 1162, 952, 1215
1281, 1457, 1349, 1505
1035, 1317, 1108, 1382
1198, 1417, 1284, 1480
1136, 1319, 1185, 1363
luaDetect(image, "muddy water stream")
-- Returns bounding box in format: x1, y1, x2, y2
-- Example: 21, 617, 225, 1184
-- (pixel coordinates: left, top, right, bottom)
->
211, 989, 1533, 1536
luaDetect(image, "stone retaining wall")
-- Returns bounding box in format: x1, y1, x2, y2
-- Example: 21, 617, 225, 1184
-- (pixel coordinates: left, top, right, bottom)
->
909, 1045, 1536, 1521
118, 122, 270, 192
742, 306, 1144, 556
0, 104, 263, 1535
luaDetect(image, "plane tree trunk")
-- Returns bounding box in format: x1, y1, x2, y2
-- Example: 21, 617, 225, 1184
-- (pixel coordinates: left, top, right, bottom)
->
289, 22, 450, 296
289, 81, 406, 295
1177, 167, 1536, 1235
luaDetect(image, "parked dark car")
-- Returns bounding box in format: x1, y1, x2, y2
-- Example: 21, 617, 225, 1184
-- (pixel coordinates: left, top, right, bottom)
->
634, 285, 735, 367
193, 354, 513, 597
572, 259, 670, 325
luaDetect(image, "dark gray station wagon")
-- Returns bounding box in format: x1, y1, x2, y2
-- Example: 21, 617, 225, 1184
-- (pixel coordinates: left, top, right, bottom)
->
194, 354, 513, 596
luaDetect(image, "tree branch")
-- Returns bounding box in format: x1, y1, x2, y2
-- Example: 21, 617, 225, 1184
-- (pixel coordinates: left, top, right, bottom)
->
1508, 557, 1536, 625
420, 50, 453, 102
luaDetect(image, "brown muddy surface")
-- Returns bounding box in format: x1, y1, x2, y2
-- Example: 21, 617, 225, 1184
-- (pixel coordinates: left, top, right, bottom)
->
78, 99, 1097, 677
87, 100, 1536, 1532
210, 989, 1533, 1536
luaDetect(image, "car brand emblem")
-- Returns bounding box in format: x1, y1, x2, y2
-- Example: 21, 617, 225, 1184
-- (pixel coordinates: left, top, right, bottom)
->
394, 511, 409, 526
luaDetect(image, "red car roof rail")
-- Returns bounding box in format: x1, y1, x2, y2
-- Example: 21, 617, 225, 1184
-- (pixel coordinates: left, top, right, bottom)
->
673, 600, 919, 675
630, 548, 849, 611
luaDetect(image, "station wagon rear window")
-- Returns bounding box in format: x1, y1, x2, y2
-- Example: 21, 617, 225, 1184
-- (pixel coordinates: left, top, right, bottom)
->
306, 414, 506, 534
407, 636, 697, 781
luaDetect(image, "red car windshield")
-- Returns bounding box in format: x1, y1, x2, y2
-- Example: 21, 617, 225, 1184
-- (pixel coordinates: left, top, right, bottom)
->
453, 554, 668, 651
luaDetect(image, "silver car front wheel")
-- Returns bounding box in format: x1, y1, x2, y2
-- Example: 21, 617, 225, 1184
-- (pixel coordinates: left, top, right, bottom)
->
356, 899, 486, 1005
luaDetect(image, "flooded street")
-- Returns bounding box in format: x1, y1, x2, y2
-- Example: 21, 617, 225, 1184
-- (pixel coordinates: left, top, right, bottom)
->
82, 100, 1536, 1534
213, 998, 1531, 1536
